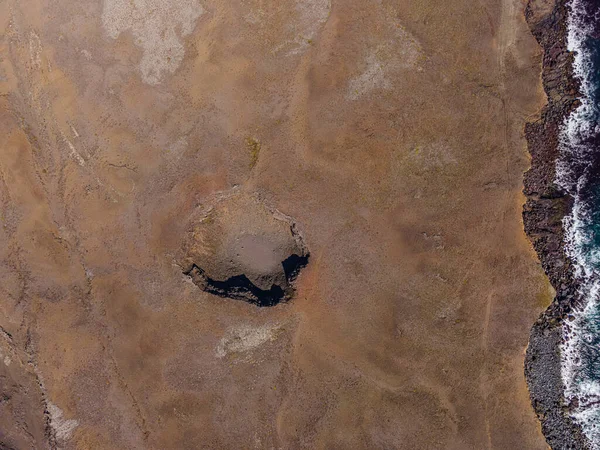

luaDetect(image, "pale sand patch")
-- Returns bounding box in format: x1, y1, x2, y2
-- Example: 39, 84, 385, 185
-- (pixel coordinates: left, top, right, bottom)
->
348, 23, 421, 100
245, 0, 331, 56
0, 347, 10, 366
165, 136, 188, 164
102, 0, 205, 85
28, 30, 42, 70
64, 137, 85, 167
348, 52, 391, 101
47, 402, 79, 442
284, 0, 331, 55
215, 324, 280, 358
409, 141, 458, 170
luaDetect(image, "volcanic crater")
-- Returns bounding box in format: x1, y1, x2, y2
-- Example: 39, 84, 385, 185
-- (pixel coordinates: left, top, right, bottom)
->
179, 191, 309, 306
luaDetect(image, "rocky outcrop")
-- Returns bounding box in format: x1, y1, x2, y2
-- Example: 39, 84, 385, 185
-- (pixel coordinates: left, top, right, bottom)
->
522, 0, 589, 448
0, 330, 53, 450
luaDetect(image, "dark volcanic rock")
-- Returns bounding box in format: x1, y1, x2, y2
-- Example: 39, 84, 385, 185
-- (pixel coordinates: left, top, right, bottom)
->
523, 0, 590, 448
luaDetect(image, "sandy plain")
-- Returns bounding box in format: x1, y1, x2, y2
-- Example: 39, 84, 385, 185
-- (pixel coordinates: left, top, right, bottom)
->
0, 0, 555, 448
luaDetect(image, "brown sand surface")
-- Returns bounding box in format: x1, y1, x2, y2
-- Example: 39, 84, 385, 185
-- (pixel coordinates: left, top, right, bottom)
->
0, 0, 553, 448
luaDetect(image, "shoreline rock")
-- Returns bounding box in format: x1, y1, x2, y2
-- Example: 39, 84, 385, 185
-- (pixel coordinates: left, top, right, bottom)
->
522, 0, 589, 448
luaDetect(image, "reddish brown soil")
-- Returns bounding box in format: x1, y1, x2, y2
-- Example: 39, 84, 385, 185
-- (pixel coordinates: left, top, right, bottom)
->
0, 0, 553, 448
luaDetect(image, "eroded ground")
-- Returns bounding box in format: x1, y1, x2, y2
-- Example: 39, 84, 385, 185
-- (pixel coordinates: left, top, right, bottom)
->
0, 0, 553, 448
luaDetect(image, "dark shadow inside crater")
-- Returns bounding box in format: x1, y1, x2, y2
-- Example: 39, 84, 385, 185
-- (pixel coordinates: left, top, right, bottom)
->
184, 253, 309, 307
282, 253, 310, 281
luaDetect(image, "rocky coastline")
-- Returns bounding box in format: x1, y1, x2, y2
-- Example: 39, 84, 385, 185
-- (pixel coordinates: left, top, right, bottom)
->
522, 0, 590, 448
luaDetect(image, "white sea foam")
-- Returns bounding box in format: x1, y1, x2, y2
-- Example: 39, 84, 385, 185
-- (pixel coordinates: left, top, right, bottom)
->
573, 405, 600, 445
561, 280, 600, 448
558, 0, 600, 447
556, 0, 599, 193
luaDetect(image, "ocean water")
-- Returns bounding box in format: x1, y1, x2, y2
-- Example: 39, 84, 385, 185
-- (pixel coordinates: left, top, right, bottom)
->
557, 0, 600, 446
